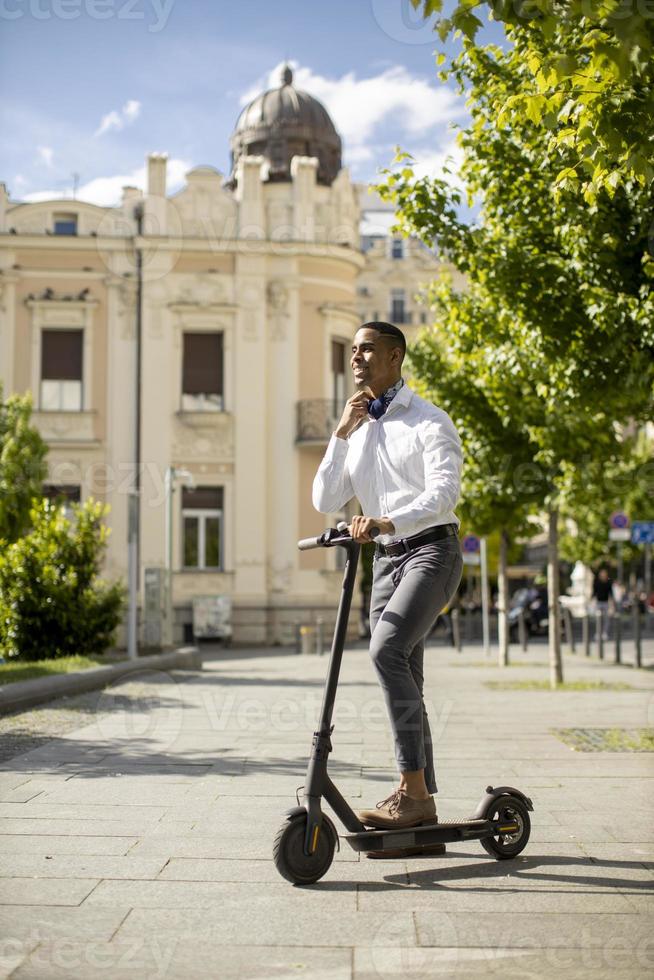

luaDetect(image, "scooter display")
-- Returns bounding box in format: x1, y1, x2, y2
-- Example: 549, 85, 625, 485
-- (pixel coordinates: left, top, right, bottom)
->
273, 525, 533, 885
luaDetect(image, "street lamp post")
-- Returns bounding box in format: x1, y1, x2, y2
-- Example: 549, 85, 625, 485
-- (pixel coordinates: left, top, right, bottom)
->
164, 466, 194, 647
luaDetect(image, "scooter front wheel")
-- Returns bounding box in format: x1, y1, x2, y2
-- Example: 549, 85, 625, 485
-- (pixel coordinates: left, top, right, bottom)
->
481, 794, 531, 860
273, 812, 337, 885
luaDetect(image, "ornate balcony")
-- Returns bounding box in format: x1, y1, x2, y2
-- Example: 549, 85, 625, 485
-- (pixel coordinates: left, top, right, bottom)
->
296, 399, 343, 445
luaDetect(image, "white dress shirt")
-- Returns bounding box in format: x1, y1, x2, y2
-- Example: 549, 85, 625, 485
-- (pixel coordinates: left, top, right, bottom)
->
312, 383, 462, 545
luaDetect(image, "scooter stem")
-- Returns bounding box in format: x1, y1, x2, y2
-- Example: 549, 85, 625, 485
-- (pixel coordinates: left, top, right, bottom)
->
315, 539, 360, 734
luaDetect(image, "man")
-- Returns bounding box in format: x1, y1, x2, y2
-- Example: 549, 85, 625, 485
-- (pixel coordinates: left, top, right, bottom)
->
312, 321, 463, 843
592, 567, 614, 641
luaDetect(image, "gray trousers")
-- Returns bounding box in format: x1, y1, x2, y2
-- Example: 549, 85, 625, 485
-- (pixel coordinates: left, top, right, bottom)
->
368, 534, 463, 794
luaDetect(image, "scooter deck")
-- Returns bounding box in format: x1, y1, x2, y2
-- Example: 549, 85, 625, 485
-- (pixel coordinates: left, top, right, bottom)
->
343, 818, 501, 853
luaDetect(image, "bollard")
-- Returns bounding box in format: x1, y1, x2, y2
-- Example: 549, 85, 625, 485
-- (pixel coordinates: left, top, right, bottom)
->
582, 614, 590, 657
452, 608, 462, 652
300, 625, 314, 655
614, 612, 621, 664
633, 604, 642, 669
465, 606, 473, 642
295, 622, 302, 654
595, 611, 604, 660
315, 618, 325, 656
518, 608, 528, 653
563, 606, 576, 654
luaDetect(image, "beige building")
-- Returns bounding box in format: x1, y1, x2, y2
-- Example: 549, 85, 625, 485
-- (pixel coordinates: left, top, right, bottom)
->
0, 66, 449, 645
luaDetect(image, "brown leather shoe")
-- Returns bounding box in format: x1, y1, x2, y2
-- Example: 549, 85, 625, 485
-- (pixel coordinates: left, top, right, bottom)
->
366, 842, 447, 859
357, 789, 437, 829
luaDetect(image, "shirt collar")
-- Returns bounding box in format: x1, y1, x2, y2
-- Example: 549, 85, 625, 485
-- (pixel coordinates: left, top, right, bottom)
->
384, 380, 412, 416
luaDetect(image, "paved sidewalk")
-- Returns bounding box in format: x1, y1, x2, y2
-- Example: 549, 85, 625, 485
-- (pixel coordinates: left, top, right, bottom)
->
0, 639, 653, 979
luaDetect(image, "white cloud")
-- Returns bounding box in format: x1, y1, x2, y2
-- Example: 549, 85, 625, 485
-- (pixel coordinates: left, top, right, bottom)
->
122, 99, 141, 122
37, 145, 54, 167
22, 156, 190, 207
95, 99, 142, 137
408, 139, 465, 189
241, 62, 462, 161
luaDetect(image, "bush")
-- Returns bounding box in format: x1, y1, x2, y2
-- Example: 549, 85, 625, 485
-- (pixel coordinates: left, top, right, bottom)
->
0, 498, 125, 661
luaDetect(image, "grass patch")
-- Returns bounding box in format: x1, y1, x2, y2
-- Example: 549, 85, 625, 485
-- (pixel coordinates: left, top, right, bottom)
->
484, 679, 635, 691
0, 655, 108, 686
553, 728, 654, 752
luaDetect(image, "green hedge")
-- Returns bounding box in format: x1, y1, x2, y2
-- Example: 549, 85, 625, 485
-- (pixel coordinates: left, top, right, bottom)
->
0, 498, 125, 661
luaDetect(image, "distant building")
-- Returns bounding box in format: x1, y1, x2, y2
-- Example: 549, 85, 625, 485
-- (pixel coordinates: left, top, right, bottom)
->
0, 65, 453, 645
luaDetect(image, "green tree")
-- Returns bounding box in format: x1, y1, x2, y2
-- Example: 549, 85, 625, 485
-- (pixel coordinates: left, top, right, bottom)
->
409, 325, 537, 663
0, 386, 48, 542
379, 4, 653, 687
0, 498, 125, 661
414, 0, 654, 199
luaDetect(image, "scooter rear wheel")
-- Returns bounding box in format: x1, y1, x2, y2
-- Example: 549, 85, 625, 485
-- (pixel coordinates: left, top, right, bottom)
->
273, 812, 337, 885
480, 794, 531, 860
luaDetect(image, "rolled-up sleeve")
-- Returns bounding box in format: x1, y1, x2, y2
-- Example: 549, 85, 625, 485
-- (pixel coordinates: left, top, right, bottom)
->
385, 417, 462, 535
312, 435, 355, 514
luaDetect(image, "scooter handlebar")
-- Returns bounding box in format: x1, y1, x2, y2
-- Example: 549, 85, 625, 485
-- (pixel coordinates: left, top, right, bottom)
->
297, 526, 379, 550
297, 535, 324, 551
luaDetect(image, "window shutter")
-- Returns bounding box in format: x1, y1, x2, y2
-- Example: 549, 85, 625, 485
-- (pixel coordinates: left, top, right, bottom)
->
41, 330, 83, 380
331, 340, 346, 375
182, 487, 223, 510
182, 333, 223, 395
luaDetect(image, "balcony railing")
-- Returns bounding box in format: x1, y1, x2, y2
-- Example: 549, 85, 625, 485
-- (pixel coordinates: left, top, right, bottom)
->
296, 399, 343, 444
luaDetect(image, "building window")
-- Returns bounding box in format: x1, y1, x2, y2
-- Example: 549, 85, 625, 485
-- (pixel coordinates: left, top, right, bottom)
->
182, 487, 223, 570
182, 332, 224, 411
40, 329, 83, 411
43, 484, 81, 519
331, 339, 347, 410
420, 311, 428, 324
390, 289, 407, 325
53, 213, 77, 235
391, 238, 405, 260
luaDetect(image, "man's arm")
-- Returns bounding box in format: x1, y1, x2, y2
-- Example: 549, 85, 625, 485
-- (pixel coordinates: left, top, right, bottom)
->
312, 389, 371, 514
312, 434, 355, 514
385, 415, 463, 536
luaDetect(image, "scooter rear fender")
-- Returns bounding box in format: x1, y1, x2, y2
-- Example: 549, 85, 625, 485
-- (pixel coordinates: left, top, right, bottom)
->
472, 785, 534, 819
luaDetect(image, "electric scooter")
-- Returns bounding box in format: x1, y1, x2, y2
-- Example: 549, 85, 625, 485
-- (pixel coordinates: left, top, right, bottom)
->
273, 525, 533, 886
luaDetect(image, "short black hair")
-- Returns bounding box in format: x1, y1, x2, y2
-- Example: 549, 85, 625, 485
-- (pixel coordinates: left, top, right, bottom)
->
358, 321, 406, 358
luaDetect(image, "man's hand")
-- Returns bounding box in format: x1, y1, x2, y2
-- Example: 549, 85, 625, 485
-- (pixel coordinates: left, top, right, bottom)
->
334, 388, 372, 440
349, 515, 395, 543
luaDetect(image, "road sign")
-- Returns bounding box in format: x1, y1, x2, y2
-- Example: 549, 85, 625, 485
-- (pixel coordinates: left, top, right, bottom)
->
610, 511, 630, 529
462, 534, 480, 554
609, 528, 631, 542
463, 553, 481, 566
632, 521, 654, 545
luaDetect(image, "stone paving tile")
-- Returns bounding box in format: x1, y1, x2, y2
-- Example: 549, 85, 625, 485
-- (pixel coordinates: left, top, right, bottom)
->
0, 802, 169, 821
84, 877, 358, 910
0, 854, 167, 880
0, 937, 37, 980
353, 945, 652, 979
0, 905, 130, 942
157, 856, 387, 884
116, 907, 417, 947
413, 910, 654, 951
11, 942, 353, 980
0, 877, 100, 907
0, 817, 166, 837
0, 834, 138, 855
359, 883, 636, 914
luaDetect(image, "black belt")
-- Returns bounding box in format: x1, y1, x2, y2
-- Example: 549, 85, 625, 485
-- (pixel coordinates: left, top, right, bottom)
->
376, 523, 458, 558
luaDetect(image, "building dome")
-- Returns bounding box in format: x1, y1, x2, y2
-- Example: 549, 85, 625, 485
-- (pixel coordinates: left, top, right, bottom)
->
230, 64, 342, 186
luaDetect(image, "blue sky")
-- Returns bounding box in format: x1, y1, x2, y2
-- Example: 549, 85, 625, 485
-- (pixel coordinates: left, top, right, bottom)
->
0, 0, 504, 205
